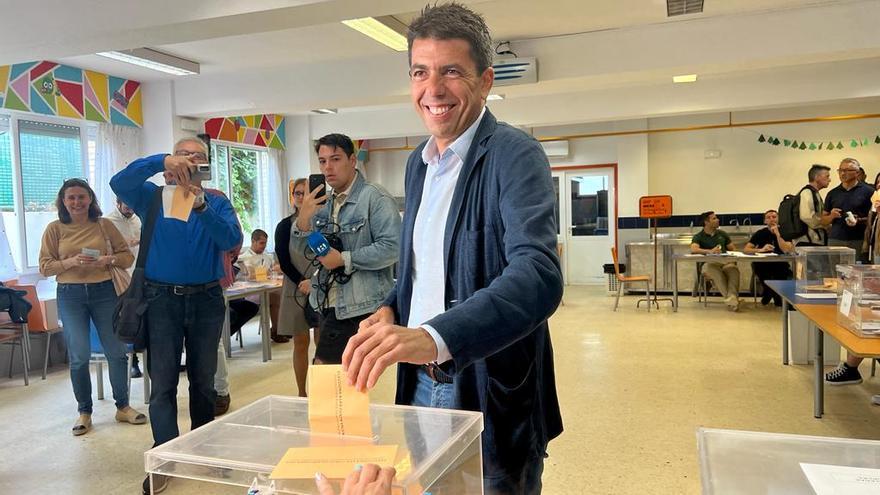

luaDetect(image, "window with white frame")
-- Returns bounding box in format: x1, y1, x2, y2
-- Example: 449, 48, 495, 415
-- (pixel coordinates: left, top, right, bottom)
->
0, 112, 96, 271
208, 141, 272, 240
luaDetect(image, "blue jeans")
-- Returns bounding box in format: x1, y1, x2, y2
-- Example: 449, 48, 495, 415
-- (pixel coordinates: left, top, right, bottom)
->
57, 280, 129, 414
145, 283, 225, 446
412, 367, 454, 408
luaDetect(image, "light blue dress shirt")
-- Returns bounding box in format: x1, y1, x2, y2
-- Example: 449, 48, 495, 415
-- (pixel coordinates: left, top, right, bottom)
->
408, 107, 486, 364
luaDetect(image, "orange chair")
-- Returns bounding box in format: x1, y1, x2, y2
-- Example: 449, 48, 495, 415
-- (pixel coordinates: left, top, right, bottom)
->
6, 280, 63, 380
610, 247, 652, 312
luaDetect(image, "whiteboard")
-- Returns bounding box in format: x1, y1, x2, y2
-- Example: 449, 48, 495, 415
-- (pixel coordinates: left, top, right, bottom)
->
0, 213, 18, 280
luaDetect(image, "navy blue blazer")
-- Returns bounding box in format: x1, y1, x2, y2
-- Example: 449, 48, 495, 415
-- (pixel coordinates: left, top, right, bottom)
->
385, 110, 564, 481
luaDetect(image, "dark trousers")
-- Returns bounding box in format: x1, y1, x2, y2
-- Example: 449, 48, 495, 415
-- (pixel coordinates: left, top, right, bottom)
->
753, 262, 793, 305
228, 299, 260, 335
145, 283, 226, 446
315, 309, 369, 364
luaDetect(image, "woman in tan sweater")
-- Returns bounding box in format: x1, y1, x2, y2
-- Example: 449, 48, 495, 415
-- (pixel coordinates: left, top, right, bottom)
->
39, 178, 145, 436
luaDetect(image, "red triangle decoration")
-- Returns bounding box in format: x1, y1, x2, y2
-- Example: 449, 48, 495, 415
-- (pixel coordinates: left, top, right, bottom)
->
254, 133, 267, 147
29, 61, 59, 81
260, 115, 273, 131
57, 80, 84, 116
204, 118, 224, 139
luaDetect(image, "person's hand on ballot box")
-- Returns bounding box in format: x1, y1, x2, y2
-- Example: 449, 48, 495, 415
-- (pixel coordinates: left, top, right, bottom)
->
316, 464, 395, 495
342, 306, 438, 391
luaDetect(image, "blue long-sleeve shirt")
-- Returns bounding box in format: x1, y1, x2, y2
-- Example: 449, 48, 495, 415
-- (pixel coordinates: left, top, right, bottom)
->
110, 154, 243, 285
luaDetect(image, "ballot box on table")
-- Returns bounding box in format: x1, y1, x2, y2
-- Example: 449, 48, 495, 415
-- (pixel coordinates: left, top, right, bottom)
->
144, 395, 484, 494
698, 427, 880, 494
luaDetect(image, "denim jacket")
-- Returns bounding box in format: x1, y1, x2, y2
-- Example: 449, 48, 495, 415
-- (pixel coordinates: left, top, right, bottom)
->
292, 171, 401, 319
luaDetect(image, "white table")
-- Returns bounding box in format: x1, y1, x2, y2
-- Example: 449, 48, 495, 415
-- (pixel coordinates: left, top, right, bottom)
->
671, 253, 797, 311
221, 280, 282, 362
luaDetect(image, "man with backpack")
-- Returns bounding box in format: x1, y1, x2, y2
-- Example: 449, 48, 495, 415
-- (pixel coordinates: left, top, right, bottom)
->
778, 164, 830, 246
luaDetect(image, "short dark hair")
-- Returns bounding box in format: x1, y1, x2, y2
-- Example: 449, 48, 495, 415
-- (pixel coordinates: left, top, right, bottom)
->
807, 164, 830, 182
56, 178, 102, 224
764, 209, 777, 217
407, 2, 494, 74
314, 133, 355, 158
699, 211, 715, 226
251, 229, 268, 241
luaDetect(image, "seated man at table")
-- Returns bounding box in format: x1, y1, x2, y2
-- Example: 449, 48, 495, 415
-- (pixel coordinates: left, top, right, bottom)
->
691, 211, 741, 311
236, 229, 287, 343
743, 209, 794, 306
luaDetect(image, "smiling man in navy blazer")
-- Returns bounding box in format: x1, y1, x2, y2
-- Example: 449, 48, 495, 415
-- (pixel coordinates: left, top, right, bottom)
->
341, 3, 563, 493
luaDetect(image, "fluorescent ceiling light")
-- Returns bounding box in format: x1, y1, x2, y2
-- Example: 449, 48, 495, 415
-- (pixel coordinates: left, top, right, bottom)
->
342, 16, 408, 52
673, 74, 698, 83
96, 48, 199, 76
487, 94, 505, 101
311, 108, 338, 115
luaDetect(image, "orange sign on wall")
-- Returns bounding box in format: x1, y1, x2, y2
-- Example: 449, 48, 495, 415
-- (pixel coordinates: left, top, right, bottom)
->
639, 195, 673, 219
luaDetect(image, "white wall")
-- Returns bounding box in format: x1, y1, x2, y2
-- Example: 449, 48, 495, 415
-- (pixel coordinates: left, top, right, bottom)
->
648, 117, 880, 216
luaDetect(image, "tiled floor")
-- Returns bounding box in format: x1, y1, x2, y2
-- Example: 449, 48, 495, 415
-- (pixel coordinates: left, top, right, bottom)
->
2, 286, 879, 494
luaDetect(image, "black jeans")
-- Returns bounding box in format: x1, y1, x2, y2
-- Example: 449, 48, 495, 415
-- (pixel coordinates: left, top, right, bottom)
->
753, 262, 793, 305
145, 282, 226, 446
315, 309, 369, 364
228, 299, 260, 335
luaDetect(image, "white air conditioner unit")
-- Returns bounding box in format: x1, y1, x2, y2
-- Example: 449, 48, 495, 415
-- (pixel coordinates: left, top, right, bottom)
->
179, 117, 202, 132
540, 140, 569, 158
492, 57, 537, 87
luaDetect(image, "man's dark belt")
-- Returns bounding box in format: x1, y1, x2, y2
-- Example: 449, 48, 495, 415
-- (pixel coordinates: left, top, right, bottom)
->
145, 280, 220, 296
423, 362, 454, 384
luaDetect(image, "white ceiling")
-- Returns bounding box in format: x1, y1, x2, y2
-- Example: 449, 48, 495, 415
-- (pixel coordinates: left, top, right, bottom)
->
3, 0, 879, 130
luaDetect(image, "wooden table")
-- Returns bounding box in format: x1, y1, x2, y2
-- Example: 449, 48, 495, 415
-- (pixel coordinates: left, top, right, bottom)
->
795, 304, 880, 418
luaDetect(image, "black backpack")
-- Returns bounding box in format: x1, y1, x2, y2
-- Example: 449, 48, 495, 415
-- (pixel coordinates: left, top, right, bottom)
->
778, 186, 819, 242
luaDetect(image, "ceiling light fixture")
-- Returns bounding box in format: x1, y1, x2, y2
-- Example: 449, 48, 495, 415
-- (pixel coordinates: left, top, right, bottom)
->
487, 94, 505, 101
311, 108, 338, 115
342, 16, 408, 52
96, 48, 199, 76
673, 74, 698, 83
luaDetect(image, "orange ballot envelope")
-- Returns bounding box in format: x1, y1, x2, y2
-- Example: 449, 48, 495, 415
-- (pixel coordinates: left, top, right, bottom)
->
163, 185, 196, 221
270, 444, 398, 480
307, 364, 372, 437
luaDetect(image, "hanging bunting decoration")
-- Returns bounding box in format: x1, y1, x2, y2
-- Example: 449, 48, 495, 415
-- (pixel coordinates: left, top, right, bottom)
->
755, 133, 877, 151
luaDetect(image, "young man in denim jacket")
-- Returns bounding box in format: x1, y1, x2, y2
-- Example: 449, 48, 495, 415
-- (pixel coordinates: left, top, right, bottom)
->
292, 133, 401, 364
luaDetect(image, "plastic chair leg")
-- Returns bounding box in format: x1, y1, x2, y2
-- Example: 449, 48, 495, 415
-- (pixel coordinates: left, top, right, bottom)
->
613, 282, 623, 311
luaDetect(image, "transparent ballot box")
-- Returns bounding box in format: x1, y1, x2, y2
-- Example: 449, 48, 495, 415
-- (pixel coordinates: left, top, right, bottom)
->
837, 264, 880, 337
794, 246, 855, 294
144, 395, 484, 494
698, 428, 880, 494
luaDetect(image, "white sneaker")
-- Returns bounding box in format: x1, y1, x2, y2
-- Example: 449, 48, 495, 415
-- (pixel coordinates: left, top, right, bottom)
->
872, 394, 880, 406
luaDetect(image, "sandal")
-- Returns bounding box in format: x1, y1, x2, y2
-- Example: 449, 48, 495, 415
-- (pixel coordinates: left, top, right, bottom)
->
115, 406, 148, 425
72, 414, 92, 436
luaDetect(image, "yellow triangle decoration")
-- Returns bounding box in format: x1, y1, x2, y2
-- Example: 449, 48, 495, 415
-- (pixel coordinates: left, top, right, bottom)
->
85, 70, 109, 117
56, 93, 82, 119
0, 65, 9, 95
126, 86, 143, 127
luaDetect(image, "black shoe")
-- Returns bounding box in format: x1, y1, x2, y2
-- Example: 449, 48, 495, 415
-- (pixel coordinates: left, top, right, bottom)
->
130, 363, 143, 379
760, 294, 772, 306
215, 394, 230, 416
142, 474, 169, 494
825, 363, 863, 385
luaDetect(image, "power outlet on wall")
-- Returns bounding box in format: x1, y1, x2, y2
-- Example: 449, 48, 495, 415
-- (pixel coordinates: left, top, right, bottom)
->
704, 149, 722, 159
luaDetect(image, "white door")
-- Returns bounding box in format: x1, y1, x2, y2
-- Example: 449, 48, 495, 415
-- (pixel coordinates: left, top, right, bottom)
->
560, 168, 616, 285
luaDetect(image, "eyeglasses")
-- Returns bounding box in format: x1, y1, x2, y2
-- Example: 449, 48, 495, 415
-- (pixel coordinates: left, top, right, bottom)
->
293, 191, 305, 197
175, 150, 208, 162
837, 168, 858, 173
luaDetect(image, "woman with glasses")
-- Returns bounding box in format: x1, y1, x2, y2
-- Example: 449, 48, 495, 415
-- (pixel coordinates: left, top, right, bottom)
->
39, 178, 146, 435
275, 178, 319, 396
